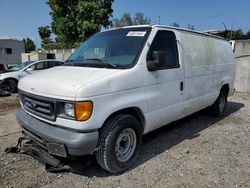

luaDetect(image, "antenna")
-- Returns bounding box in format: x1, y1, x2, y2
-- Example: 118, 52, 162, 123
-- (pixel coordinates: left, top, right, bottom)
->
222, 22, 229, 39
222, 23, 227, 30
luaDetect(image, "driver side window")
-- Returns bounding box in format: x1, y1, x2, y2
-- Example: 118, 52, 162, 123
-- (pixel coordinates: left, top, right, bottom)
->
147, 30, 179, 69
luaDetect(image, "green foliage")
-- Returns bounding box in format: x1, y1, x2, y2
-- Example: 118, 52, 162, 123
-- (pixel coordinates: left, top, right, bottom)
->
47, 0, 114, 48
23, 38, 36, 53
215, 29, 244, 40
38, 26, 52, 48
187, 24, 195, 30
134, 12, 150, 25
170, 22, 195, 30
43, 43, 63, 50
113, 13, 133, 28
246, 30, 250, 39
231, 29, 244, 40
170, 22, 180, 27
113, 12, 150, 28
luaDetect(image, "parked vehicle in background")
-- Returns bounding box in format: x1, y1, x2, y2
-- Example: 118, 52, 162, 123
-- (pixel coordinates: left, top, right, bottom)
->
16, 25, 235, 173
0, 60, 64, 93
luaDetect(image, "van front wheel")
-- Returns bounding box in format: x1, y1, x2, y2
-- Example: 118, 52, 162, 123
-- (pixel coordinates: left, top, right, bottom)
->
95, 114, 142, 173
211, 91, 227, 117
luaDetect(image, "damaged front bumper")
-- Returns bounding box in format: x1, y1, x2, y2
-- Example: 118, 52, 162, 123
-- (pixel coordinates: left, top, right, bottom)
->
16, 109, 99, 157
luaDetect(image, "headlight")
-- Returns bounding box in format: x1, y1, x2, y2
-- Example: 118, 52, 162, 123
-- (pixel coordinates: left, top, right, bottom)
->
75, 101, 93, 121
64, 103, 75, 117
64, 101, 93, 121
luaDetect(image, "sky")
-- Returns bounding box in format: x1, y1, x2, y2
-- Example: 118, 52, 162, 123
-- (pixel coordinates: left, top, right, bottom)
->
0, 0, 249, 47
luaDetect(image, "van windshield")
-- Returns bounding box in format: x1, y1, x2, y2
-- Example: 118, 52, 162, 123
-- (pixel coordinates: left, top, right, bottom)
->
66, 27, 151, 69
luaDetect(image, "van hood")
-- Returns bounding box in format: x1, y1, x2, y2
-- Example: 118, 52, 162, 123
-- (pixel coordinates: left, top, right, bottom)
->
18, 66, 121, 99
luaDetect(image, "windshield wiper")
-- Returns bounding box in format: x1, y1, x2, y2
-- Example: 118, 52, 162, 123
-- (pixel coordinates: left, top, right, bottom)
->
84, 58, 117, 68
64, 59, 76, 66
64, 59, 117, 68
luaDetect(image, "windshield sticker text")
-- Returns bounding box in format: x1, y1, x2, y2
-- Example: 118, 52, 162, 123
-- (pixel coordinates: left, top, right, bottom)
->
127, 31, 146, 37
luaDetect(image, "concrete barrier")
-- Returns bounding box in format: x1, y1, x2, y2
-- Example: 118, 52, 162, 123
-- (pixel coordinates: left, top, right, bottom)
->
234, 40, 250, 93
235, 56, 250, 92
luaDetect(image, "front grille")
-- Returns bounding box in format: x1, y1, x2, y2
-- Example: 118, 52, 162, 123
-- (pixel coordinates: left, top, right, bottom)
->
20, 92, 56, 121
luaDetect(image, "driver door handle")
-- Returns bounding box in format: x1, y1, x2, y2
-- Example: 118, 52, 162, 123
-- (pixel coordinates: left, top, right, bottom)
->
180, 81, 184, 91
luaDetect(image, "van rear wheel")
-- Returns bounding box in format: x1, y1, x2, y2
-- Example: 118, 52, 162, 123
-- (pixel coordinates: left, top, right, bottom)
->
210, 90, 227, 117
95, 114, 142, 173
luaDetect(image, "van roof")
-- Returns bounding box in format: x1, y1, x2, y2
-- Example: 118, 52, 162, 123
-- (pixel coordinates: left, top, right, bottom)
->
121, 24, 228, 41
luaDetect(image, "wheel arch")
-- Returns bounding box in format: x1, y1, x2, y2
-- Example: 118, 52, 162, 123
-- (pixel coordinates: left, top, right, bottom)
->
4, 77, 18, 83
100, 107, 145, 132
221, 83, 230, 96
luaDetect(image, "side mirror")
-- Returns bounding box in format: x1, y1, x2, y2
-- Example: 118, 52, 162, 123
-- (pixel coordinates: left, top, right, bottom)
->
25, 68, 33, 73
147, 51, 165, 71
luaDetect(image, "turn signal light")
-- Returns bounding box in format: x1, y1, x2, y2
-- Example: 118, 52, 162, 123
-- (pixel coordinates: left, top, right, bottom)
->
75, 101, 93, 121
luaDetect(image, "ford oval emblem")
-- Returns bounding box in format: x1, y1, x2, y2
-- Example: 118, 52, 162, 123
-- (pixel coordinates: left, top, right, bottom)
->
31, 103, 37, 108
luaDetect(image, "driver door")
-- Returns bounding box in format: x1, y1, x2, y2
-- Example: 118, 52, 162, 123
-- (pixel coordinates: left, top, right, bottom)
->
144, 29, 184, 131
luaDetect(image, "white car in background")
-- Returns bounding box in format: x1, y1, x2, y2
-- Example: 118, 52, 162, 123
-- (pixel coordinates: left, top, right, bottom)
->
0, 60, 64, 93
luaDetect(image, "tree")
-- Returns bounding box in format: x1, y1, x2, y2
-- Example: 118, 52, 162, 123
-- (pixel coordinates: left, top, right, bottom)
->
211, 29, 246, 40
187, 24, 195, 30
113, 13, 133, 27
134, 12, 150, 25
38, 26, 52, 48
233, 29, 244, 40
23, 38, 36, 53
170, 22, 180, 27
226, 29, 244, 40
47, 0, 114, 48
245, 30, 250, 39
113, 12, 150, 28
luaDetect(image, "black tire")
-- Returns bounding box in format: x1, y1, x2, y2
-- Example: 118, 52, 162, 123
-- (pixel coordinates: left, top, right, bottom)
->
95, 114, 142, 173
0, 79, 17, 93
210, 90, 227, 117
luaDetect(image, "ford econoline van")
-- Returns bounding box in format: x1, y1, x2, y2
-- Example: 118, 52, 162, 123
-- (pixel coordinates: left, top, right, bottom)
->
16, 25, 235, 173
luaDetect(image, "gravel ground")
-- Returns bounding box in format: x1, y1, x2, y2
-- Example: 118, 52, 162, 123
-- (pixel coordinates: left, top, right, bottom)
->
0, 93, 249, 188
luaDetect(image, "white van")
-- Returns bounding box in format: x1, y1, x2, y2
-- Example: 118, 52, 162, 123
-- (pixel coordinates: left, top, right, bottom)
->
16, 25, 235, 173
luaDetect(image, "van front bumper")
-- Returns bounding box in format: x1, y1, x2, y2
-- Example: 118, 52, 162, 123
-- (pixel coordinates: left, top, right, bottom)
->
16, 109, 98, 157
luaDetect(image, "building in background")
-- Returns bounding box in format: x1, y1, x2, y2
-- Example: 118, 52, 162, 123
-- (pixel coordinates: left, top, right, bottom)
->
21, 49, 74, 62
21, 52, 55, 62
0, 39, 25, 69
44, 49, 75, 61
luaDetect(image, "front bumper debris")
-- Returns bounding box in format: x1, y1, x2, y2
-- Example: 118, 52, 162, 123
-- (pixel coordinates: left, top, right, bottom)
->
16, 109, 99, 157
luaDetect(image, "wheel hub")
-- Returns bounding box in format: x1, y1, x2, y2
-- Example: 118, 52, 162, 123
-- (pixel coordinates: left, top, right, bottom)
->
115, 128, 137, 162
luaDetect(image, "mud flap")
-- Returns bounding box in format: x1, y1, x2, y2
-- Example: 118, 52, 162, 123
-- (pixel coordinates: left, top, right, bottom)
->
5, 137, 77, 173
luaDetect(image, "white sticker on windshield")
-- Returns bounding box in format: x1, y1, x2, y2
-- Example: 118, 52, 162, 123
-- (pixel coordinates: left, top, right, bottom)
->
127, 31, 146, 37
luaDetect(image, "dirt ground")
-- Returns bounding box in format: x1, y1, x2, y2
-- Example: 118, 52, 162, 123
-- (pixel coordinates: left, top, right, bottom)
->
0, 93, 249, 188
